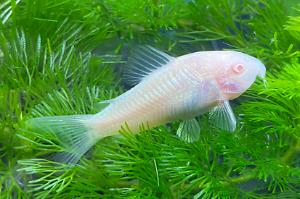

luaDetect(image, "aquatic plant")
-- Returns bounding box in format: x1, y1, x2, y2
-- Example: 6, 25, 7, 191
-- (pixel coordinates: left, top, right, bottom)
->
0, 0, 300, 198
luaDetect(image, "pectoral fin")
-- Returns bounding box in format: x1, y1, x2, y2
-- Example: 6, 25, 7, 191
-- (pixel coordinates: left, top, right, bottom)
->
176, 118, 201, 143
209, 100, 236, 132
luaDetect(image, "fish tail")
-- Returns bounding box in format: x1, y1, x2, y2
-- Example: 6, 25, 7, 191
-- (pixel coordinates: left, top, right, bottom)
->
26, 115, 101, 164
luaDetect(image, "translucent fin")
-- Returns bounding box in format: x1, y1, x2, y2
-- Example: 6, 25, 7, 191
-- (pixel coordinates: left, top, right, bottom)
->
26, 115, 99, 164
209, 100, 236, 132
176, 118, 201, 143
94, 99, 114, 112
124, 45, 175, 86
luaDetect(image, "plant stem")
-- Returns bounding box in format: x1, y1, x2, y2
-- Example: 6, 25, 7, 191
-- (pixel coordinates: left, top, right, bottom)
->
229, 172, 257, 184
281, 137, 300, 164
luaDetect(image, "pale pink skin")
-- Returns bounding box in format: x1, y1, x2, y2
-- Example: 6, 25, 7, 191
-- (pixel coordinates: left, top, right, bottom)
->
88, 51, 266, 138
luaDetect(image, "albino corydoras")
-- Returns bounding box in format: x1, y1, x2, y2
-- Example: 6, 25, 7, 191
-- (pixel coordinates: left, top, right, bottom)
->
27, 46, 266, 163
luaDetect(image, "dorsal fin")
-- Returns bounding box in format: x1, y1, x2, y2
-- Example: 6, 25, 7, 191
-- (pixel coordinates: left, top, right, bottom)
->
124, 45, 175, 86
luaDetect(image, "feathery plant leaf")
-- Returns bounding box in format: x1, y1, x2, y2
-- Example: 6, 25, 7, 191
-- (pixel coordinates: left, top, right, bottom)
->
285, 9, 300, 42
0, 30, 116, 91
0, 0, 21, 24
17, 159, 76, 199
241, 62, 300, 138
239, 62, 300, 193
2, 0, 112, 51
1, 0, 300, 198
15, 86, 122, 197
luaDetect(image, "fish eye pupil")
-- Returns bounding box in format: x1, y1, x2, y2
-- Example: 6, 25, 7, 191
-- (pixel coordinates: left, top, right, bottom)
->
233, 64, 244, 73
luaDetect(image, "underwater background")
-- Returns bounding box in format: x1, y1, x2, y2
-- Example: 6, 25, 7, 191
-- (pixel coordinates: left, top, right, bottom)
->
0, 0, 300, 198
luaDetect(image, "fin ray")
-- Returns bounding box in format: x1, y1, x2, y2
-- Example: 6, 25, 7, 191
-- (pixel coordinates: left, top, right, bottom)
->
209, 100, 236, 132
176, 118, 201, 143
124, 45, 175, 86
26, 115, 99, 164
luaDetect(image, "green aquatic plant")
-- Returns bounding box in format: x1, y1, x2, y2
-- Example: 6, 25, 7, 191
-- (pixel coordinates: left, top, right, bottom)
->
1, 0, 300, 198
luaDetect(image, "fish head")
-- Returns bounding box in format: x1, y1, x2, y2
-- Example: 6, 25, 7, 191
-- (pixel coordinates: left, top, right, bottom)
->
215, 51, 266, 100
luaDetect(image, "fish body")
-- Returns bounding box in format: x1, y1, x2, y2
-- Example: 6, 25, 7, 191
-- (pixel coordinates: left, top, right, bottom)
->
27, 47, 266, 163
92, 52, 219, 136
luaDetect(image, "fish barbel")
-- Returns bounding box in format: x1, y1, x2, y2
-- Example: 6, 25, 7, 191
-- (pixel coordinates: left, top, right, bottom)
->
27, 46, 266, 163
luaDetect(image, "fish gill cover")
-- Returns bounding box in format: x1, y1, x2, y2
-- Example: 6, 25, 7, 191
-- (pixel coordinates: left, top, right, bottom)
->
0, 0, 300, 198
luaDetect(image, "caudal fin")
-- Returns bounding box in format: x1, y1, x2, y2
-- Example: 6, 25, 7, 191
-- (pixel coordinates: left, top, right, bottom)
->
26, 115, 99, 164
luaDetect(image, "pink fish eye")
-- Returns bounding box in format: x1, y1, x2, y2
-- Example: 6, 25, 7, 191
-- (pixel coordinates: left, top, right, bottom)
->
233, 64, 245, 74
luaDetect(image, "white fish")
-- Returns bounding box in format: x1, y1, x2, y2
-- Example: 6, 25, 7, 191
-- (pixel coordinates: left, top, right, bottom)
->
27, 46, 266, 163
